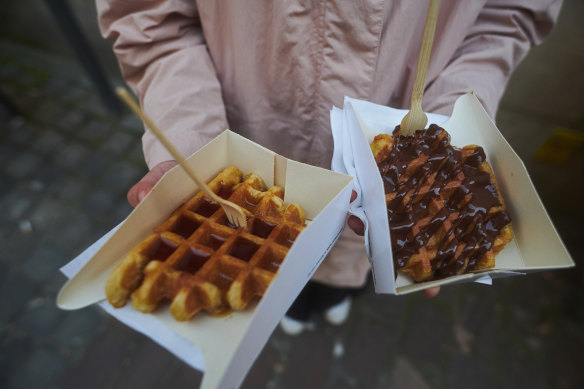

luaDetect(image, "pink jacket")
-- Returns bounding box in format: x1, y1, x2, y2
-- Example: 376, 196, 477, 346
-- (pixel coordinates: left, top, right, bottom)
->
97, 0, 560, 287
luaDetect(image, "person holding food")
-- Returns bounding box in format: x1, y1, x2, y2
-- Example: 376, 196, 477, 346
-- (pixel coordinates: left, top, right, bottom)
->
96, 0, 561, 334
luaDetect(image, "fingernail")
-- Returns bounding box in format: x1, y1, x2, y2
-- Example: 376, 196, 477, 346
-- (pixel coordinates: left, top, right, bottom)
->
138, 190, 147, 202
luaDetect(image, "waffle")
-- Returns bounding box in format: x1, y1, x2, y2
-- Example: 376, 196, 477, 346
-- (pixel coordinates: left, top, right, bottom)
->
105, 166, 306, 321
371, 124, 513, 282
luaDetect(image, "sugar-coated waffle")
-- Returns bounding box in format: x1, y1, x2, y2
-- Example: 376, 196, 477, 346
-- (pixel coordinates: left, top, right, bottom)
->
371, 124, 513, 282
105, 166, 306, 321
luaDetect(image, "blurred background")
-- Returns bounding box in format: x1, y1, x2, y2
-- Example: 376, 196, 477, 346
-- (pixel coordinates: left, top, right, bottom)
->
1, 1, 583, 388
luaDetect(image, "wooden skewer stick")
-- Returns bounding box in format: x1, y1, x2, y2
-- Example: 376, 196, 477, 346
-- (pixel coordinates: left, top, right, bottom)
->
115, 86, 247, 228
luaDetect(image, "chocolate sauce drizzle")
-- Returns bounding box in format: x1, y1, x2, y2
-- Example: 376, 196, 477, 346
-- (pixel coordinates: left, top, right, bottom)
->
377, 124, 511, 279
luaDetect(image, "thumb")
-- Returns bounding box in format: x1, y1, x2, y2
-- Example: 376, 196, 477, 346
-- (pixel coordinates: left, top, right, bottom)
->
127, 161, 177, 207
423, 286, 441, 298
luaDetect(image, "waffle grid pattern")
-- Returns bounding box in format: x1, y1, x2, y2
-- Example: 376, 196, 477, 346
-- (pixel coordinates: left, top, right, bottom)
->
105, 166, 305, 321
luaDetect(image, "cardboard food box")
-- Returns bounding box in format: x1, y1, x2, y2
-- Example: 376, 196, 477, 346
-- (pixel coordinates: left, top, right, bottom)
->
57, 130, 353, 389
330, 93, 574, 295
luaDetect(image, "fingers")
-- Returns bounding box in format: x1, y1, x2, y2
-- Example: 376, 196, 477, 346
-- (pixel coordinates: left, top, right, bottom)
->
347, 190, 365, 235
127, 161, 177, 207
423, 286, 440, 298
347, 215, 365, 236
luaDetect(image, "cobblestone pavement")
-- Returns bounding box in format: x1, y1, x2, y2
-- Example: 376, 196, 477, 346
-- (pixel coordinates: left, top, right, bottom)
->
1, 1, 584, 388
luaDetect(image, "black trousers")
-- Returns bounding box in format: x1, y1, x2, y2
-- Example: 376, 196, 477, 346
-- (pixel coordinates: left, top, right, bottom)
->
285, 280, 367, 321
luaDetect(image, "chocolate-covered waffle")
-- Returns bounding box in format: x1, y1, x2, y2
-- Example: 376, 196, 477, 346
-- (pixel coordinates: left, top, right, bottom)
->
105, 166, 306, 321
370, 124, 513, 282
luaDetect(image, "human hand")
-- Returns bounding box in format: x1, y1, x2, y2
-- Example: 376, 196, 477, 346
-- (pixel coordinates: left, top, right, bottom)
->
346, 191, 441, 298
423, 286, 440, 298
127, 160, 178, 207
347, 190, 365, 235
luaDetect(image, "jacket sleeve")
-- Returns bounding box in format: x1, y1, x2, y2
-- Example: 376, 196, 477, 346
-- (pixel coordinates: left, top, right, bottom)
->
96, 0, 228, 169
422, 0, 562, 119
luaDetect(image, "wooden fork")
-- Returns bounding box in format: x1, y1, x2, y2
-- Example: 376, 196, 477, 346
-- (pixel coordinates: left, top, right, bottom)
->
400, 0, 440, 136
116, 87, 248, 228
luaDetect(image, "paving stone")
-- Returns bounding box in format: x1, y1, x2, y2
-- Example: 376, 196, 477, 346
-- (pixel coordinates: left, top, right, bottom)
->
113, 339, 177, 389
0, 336, 33, 388
242, 337, 280, 389
32, 98, 68, 125
78, 149, 113, 177
84, 93, 111, 117
58, 106, 87, 130
396, 297, 456, 386
83, 188, 120, 216
28, 197, 69, 234
7, 347, 68, 389
0, 142, 18, 166
52, 142, 92, 171
60, 83, 89, 102
16, 296, 65, 336
546, 328, 584, 389
47, 173, 87, 203
386, 357, 431, 389
0, 265, 38, 323
11, 86, 43, 109
0, 107, 11, 122
322, 362, 360, 389
0, 181, 40, 221
0, 226, 37, 266
0, 59, 19, 78
102, 130, 136, 155
13, 69, 40, 87
53, 307, 106, 349
30, 129, 66, 154
0, 174, 16, 198
446, 353, 496, 389
278, 323, 333, 388
41, 77, 69, 96
33, 164, 65, 191
100, 162, 144, 194
4, 150, 43, 179
167, 364, 204, 389
30, 204, 96, 259
77, 119, 113, 146
57, 318, 143, 389
20, 242, 68, 283
358, 284, 408, 326
457, 307, 499, 360
5, 117, 37, 146
339, 313, 396, 389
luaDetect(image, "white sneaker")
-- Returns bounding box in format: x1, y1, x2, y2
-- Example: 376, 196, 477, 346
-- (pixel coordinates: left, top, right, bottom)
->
279, 316, 307, 336
324, 296, 352, 326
